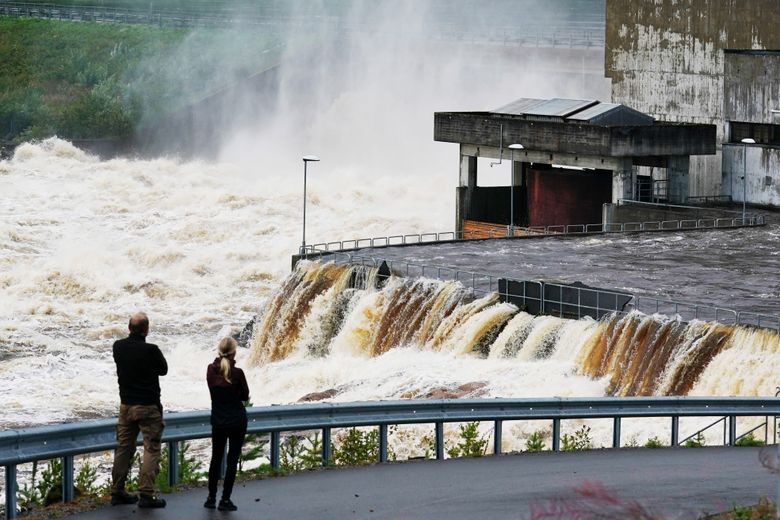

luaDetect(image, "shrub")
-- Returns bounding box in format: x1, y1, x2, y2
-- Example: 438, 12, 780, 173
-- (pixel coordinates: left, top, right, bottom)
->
644, 436, 664, 449
682, 432, 705, 448
279, 433, 322, 472
735, 432, 765, 447
561, 425, 593, 451
525, 431, 545, 452
333, 428, 382, 466
446, 422, 489, 458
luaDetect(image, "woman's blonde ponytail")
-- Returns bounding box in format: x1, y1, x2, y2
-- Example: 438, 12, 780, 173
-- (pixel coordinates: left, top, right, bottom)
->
217, 337, 238, 383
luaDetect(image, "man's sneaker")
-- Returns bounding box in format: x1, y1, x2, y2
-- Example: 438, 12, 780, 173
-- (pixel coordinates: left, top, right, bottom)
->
218, 498, 238, 511
110, 490, 138, 506
138, 494, 167, 508
204, 496, 216, 509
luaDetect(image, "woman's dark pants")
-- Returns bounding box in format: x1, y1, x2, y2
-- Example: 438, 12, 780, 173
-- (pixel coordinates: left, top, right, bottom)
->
208, 423, 247, 500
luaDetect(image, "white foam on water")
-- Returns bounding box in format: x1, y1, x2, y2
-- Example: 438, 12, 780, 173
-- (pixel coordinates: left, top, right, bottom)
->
0, 137, 451, 427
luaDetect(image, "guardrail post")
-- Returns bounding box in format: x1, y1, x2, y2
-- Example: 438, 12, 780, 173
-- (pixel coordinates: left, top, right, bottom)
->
728, 416, 737, 446
671, 416, 679, 447
167, 441, 179, 487
493, 420, 502, 455
62, 455, 74, 502
552, 419, 561, 452
6, 464, 17, 520
378, 425, 388, 463
435, 422, 444, 460
612, 417, 621, 448
322, 428, 331, 466
270, 432, 280, 469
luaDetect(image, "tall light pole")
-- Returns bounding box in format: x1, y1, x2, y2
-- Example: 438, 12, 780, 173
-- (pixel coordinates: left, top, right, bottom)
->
301, 154, 320, 255
740, 138, 755, 222
507, 143, 524, 236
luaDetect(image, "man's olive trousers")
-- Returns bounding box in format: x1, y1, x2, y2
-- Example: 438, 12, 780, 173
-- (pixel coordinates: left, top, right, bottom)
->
111, 403, 165, 496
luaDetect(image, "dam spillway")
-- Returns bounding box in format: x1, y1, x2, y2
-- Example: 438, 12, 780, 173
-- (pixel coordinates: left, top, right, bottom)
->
247, 261, 780, 398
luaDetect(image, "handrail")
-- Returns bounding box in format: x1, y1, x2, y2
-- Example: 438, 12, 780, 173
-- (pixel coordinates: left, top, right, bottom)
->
301, 214, 766, 256
2, 398, 779, 518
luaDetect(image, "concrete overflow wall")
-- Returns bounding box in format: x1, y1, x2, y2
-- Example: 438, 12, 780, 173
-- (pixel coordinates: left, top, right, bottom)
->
604, 0, 780, 199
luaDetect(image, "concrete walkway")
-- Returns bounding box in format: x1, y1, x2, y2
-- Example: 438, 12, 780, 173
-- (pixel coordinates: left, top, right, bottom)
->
70, 447, 775, 519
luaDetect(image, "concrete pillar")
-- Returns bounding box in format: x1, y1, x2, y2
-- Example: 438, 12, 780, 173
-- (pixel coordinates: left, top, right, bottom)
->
611, 160, 634, 203
456, 152, 477, 234
459, 154, 477, 188
667, 156, 690, 204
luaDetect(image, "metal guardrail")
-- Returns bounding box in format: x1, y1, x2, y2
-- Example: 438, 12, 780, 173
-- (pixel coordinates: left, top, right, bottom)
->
315, 249, 780, 331
302, 215, 766, 255
1, 398, 779, 519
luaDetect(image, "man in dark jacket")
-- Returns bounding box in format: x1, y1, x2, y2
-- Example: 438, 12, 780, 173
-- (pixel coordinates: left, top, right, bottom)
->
110, 312, 168, 508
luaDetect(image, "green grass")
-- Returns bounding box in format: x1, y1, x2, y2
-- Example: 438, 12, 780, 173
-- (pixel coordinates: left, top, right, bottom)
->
0, 16, 283, 142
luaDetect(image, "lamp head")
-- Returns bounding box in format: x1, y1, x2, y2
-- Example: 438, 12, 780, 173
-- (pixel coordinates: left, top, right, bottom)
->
508, 144, 524, 150
741, 138, 756, 144
302, 155, 320, 162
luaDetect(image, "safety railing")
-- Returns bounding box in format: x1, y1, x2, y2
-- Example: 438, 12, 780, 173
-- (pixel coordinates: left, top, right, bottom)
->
321, 251, 780, 331
301, 215, 766, 256
1, 397, 779, 519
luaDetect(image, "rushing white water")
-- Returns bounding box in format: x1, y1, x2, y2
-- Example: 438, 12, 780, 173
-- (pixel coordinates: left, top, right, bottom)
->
0, 138, 453, 427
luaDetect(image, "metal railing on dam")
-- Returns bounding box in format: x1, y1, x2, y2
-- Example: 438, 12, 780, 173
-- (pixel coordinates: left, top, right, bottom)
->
301, 214, 766, 255
1, 398, 778, 519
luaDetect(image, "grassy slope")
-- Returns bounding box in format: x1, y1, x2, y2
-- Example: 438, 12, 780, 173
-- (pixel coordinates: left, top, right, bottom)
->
0, 16, 282, 142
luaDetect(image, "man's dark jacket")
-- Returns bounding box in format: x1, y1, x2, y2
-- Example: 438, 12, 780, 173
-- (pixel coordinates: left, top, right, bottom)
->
113, 332, 168, 405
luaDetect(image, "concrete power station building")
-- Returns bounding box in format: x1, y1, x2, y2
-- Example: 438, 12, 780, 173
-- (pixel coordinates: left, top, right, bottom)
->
605, 0, 780, 208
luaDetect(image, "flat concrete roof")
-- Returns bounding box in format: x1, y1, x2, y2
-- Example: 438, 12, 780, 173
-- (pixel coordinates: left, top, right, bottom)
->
434, 97, 717, 158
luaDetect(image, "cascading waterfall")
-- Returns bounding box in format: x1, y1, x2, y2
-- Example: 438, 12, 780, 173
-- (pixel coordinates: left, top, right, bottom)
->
249, 261, 780, 397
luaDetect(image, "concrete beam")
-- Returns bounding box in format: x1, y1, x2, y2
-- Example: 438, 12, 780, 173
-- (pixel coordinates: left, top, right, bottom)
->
460, 144, 625, 171
435, 113, 717, 157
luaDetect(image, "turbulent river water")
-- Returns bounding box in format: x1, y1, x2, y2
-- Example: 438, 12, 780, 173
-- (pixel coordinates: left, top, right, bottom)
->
1, 139, 779, 457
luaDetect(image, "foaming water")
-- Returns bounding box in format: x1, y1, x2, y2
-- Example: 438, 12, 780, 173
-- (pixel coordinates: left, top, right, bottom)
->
249, 261, 780, 400
0, 138, 450, 427
3, 140, 778, 438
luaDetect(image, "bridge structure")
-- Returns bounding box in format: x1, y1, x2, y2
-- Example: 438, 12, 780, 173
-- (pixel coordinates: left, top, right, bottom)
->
1, 397, 779, 519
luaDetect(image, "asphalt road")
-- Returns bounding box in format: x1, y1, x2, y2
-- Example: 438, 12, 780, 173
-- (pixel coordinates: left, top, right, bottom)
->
70, 447, 775, 520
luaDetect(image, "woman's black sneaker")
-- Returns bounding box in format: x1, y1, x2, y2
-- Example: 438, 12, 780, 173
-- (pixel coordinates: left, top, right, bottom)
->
204, 496, 216, 509
218, 498, 237, 511
138, 494, 167, 508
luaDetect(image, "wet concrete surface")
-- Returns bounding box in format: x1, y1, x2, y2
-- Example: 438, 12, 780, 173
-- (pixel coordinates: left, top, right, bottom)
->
69, 446, 775, 519
356, 222, 780, 316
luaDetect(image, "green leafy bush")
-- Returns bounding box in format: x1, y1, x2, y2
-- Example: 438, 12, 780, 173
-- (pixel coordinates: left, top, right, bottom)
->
561, 425, 593, 451
525, 430, 545, 452
682, 432, 705, 448
279, 433, 322, 472
644, 436, 664, 449
446, 422, 488, 458
735, 432, 765, 447
332, 428, 388, 466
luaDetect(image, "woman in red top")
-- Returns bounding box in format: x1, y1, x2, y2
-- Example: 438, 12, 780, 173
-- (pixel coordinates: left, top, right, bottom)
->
204, 337, 249, 512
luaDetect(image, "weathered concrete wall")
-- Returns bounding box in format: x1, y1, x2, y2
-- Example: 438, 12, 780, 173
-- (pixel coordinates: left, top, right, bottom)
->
722, 144, 780, 207
605, 0, 780, 198
724, 52, 780, 125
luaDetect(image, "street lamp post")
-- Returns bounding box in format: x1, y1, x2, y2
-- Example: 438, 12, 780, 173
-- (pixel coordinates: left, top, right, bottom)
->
507, 144, 524, 236
740, 138, 755, 223
301, 154, 320, 255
